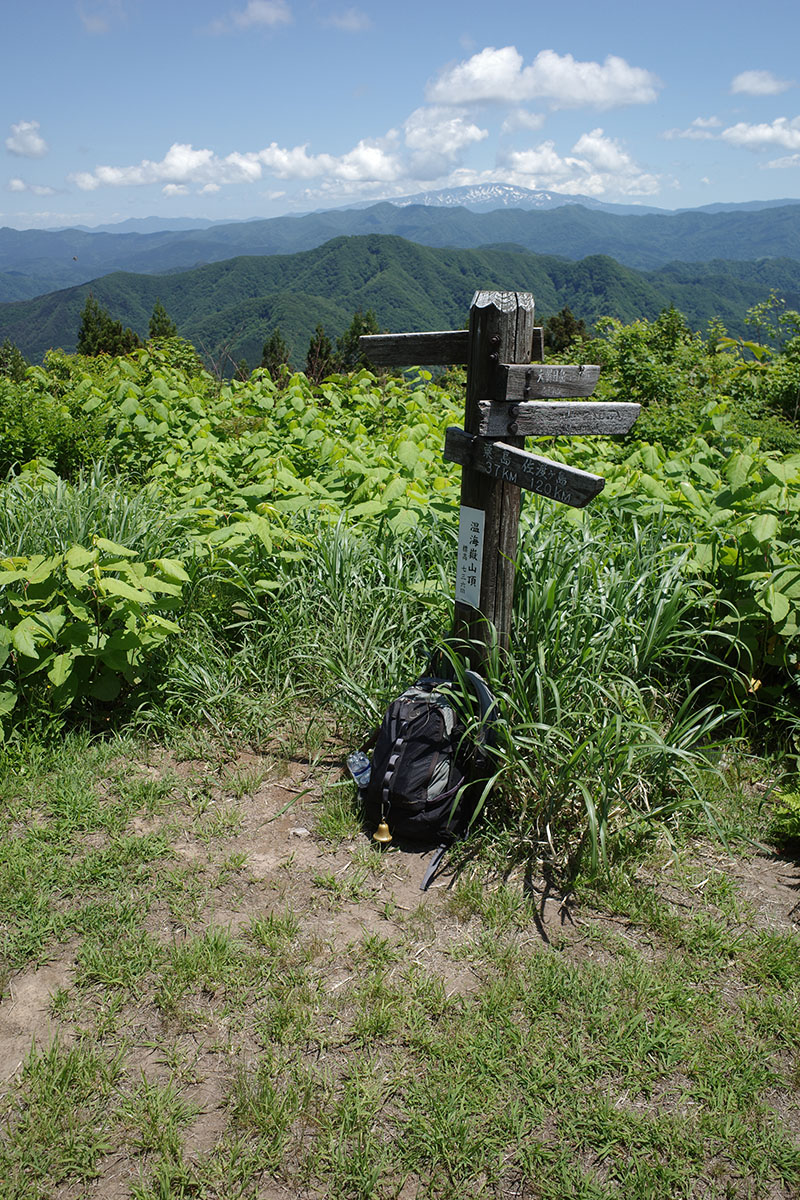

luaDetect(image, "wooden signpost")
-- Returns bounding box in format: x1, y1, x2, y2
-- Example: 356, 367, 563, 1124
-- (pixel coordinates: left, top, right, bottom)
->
360, 290, 640, 668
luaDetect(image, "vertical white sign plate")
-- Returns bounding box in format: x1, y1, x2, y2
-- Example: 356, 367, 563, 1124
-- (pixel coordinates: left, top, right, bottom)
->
456, 505, 485, 608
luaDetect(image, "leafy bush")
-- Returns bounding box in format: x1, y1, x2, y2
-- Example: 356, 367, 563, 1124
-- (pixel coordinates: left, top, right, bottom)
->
0, 541, 187, 734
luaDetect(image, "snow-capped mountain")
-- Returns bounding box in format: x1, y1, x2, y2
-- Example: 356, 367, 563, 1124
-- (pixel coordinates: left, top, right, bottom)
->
350, 184, 669, 216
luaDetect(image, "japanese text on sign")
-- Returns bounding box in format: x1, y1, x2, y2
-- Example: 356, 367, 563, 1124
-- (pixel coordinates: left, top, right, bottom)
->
456, 505, 485, 608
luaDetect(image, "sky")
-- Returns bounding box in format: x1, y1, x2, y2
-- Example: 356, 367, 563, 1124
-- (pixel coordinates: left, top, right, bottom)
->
3, 0, 800, 229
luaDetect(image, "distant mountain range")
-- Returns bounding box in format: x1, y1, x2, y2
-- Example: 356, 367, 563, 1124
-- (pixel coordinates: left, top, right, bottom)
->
2, 195, 799, 306
338, 184, 670, 215
3, 234, 800, 368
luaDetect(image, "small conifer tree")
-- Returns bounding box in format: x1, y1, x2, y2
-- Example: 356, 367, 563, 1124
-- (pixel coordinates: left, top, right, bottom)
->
0, 339, 29, 382
149, 299, 178, 340
260, 327, 291, 379
544, 306, 588, 354
306, 324, 335, 383
77, 294, 142, 356
335, 308, 380, 371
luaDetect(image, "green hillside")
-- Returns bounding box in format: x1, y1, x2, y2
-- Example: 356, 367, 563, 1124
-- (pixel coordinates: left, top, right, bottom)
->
3, 234, 800, 366
3, 200, 800, 304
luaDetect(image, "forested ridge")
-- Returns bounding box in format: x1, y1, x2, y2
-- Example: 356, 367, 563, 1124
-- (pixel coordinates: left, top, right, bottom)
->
4, 233, 800, 367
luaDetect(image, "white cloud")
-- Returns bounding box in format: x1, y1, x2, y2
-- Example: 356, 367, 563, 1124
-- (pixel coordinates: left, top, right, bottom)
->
257, 140, 403, 182
427, 46, 660, 109
163, 184, 189, 196
209, 0, 291, 32
501, 109, 546, 134
731, 69, 793, 96
663, 116, 722, 140
504, 129, 660, 196
765, 153, 800, 169
7, 177, 56, 196
324, 7, 371, 32
403, 107, 487, 177
6, 120, 49, 158
72, 137, 405, 193
722, 116, 800, 151
71, 142, 264, 190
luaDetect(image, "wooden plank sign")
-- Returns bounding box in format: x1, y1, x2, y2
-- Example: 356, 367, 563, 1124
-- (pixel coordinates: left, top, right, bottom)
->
359, 330, 469, 366
444, 427, 605, 509
497, 363, 601, 400
358, 291, 638, 666
477, 399, 640, 438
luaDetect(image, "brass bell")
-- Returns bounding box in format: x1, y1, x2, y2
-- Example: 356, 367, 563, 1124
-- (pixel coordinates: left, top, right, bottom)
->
373, 820, 392, 846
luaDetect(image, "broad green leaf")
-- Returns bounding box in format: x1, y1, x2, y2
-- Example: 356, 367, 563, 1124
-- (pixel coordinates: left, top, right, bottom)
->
138, 576, 183, 597
724, 453, 752, 492
89, 671, 122, 701
382, 477, 408, 505
678, 481, 705, 508
64, 545, 96, 570
762, 587, 791, 625
98, 577, 154, 603
0, 568, 27, 586
349, 500, 385, 518
0, 687, 17, 716
750, 513, 779, 544
151, 558, 191, 583
94, 537, 137, 557
638, 474, 671, 502
47, 653, 75, 688
764, 460, 799, 485
12, 622, 39, 659
396, 441, 420, 470
66, 568, 91, 590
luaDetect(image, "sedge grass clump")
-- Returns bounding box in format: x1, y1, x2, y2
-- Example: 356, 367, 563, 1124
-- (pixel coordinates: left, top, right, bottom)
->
443, 504, 745, 875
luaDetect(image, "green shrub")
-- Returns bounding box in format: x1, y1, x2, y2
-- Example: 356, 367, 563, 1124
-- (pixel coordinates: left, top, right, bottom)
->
0, 542, 187, 733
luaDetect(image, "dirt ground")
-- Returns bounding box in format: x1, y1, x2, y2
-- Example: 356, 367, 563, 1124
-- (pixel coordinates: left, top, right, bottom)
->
1, 742, 799, 1198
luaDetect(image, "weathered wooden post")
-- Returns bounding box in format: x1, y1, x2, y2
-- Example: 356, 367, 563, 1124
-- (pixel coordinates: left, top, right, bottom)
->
360, 290, 640, 671
453, 291, 539, 658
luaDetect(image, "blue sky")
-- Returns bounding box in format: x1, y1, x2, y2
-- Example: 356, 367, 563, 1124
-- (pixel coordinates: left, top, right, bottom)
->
3, 0, 800, 228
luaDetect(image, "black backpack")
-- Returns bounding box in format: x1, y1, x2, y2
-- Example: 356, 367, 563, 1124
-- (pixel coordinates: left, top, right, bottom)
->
361, 670, 498, 873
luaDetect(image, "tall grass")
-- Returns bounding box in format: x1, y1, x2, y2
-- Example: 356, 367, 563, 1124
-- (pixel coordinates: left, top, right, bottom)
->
156, 505, 746, 871
0, 461, 193, 560
0, 456, 750, 869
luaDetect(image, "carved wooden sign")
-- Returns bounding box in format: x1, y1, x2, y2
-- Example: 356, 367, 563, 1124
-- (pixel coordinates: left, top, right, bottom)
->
477, 399, 640, 438
360, 291, 639, 665
498, 363, 601, 400
444, 427, 605, 509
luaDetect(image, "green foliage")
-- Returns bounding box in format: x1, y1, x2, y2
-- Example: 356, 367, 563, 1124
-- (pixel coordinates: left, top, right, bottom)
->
0, 539, 186, 733
1, 306, 800, 854
148, 299, 178, 340
335, 307, 380, 370
0, 352, 107, 476
0, 339, 28, 382
305, 324, 335, 383
76, 294, 142, 357
260, 326, 290, 379
766, 789, 800, 845
582, 305, 800, 454
543, 305, 588, 353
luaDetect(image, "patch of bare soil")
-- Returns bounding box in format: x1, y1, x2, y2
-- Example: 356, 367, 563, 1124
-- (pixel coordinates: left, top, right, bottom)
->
0, 959, 74, 1084
2, 742, 798, 1198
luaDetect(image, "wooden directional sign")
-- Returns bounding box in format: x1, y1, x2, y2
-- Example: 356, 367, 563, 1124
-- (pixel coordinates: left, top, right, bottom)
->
498, 363, 601, 400
477, 399, 640, 438
444, 427, 605, 508
360, 330, 469, 366
358, 291, 639, 667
